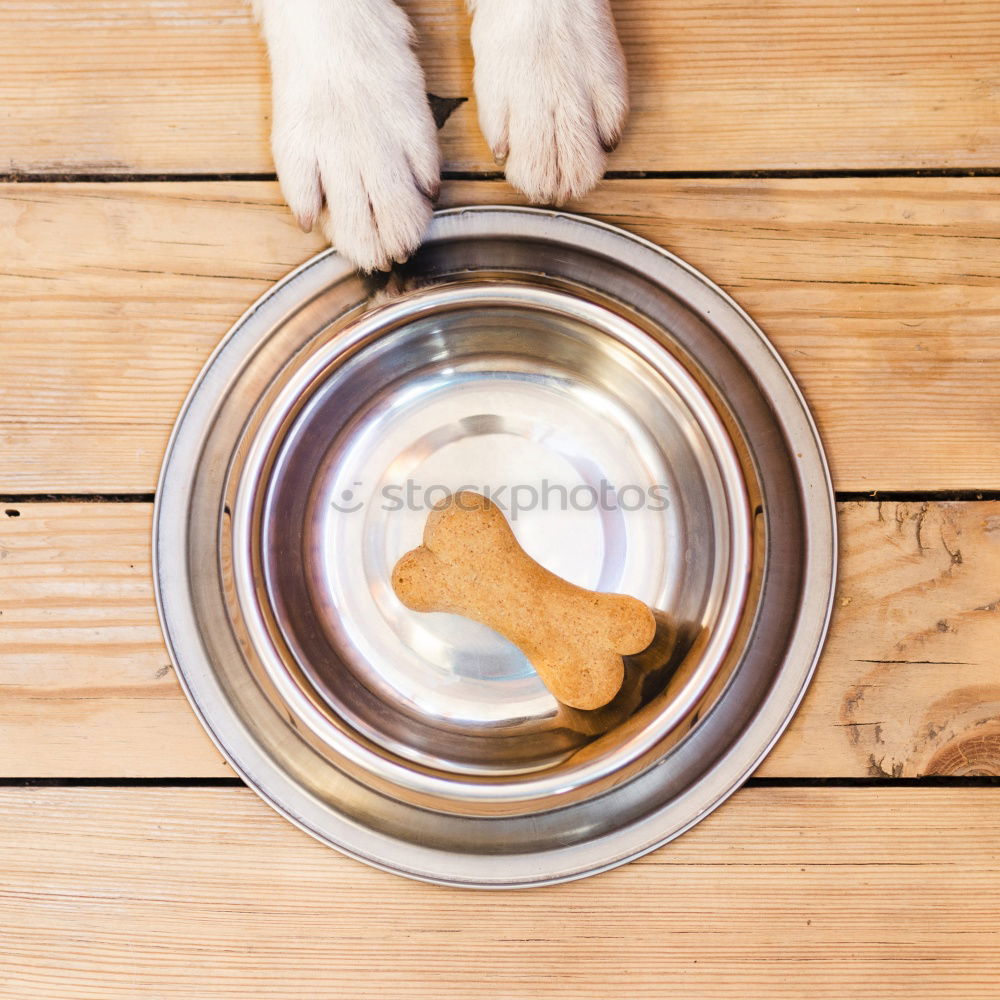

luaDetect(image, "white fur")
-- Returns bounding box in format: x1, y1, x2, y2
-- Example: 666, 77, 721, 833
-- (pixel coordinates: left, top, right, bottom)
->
468, 0, 628, 204
251, 0, 439, 271
251, 0, 628, 270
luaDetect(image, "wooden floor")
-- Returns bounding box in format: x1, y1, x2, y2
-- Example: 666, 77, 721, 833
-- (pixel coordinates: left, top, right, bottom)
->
1, 2, 999, 996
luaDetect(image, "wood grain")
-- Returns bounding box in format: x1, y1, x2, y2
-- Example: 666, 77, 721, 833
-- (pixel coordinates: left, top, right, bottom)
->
3, 1, 999, 174
2, 785, 998, 998
2, 500, 998, 778
772, 500, 1000, 779
2, 178, 1000, 492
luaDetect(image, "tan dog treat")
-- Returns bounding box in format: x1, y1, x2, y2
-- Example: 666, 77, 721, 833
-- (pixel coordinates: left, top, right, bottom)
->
391, 492, 656, 711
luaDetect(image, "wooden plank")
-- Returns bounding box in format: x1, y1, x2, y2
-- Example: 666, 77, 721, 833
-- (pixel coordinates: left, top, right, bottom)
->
3, 1, 999, 174
767, 500, 1000, 779
2, 178, 1000, 492
1, 786, 998, 998
1, 501, 998, 779
0, 504, 227, 777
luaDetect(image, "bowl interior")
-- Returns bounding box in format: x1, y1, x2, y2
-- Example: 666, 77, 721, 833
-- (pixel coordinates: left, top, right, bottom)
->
255, 294, 744, 780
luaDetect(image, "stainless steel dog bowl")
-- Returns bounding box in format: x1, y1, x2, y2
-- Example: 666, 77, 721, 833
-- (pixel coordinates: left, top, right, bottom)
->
154, 206, 836, 887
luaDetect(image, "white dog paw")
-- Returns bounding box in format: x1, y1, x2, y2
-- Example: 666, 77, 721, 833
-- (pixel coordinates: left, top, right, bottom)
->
258, 0, 440, 271
469, 0, 628, 204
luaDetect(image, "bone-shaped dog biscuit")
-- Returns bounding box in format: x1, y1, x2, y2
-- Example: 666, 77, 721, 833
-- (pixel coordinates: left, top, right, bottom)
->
391, 491, 656, 710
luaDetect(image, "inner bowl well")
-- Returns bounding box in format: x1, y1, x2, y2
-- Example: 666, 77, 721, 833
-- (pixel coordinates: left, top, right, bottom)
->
233, 285, 752, 814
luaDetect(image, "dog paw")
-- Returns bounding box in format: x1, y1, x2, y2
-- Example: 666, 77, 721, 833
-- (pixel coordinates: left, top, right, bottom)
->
469, 0, 628, 204
259, 0, 440, 271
